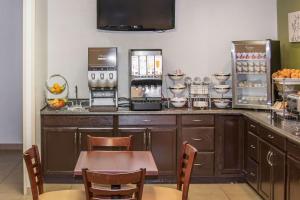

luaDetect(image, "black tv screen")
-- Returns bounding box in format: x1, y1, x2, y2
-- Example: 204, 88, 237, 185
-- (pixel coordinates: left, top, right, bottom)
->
97, 0, 175, 31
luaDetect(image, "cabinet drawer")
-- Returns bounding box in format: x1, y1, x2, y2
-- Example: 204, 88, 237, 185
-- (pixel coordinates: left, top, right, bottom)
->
43, 115, 113, 127
247, 120, 258, 135
287, 140, 300, 160
259, 126, 286, 150
119, 115, 176, 126
182, 127, 214, 151
182, 115, 214, 126
245, 157, 258, 191
247, 132, 258, 161
193, 152, 214, 177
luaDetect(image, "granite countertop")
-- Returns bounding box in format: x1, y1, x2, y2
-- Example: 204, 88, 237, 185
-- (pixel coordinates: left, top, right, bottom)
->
41, 106, 243, 115
41, 107, 300, 145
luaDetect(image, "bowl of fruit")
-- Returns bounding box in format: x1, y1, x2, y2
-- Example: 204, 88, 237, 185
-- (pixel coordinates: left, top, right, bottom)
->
47, 98, 67, 109
46, 74, 67, 94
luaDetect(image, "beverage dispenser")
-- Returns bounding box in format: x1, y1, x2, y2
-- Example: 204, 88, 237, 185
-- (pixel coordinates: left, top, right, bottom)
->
88, 48, 118, 111
129, 49, 163, 111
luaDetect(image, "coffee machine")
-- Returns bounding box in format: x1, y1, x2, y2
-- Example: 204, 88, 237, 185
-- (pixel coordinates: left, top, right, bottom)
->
129, 49, 163, 111
88, 48, 118, 111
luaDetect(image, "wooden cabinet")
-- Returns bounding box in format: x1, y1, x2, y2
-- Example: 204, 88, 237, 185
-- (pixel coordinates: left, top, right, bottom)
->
180, 115, 215, 178
287, 156, 300, 200
181, 127, 214, 151
77, 128, 113, 151
246, 131, 258, 162
245, 157, 258, 191
215, 115, 244, 177
41, 115, 114, 180
149, 128, 177, 176
259, 126, 286, 150
119, 115, 176, 126
118, 128, 147, 151
41, 111, 300, 197
193, 152, 214, 177
118, 115, 177, 179
42, 127, 78, 177
287, 140, 300, 200
181, 115, 214, 126
244, 120, 259, 192
258, 140, 285, 200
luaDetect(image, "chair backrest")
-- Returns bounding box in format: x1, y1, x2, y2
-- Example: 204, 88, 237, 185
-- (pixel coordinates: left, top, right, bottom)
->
177, 142, 198, 200
23, 145, 44, 200
82, 168, 146, 200
87, 135, 133, 151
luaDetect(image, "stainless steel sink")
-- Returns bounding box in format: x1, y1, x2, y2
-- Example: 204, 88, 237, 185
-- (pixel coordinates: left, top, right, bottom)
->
67, 106, 89, 112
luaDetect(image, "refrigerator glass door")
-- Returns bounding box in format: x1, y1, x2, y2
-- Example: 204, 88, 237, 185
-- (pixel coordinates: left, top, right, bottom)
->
232, 41, 271, 109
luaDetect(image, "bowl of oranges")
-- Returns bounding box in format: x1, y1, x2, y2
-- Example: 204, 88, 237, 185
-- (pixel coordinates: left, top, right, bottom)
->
47, 98, 67, 109
46, 74, 67, 95
45, 74, 69, 110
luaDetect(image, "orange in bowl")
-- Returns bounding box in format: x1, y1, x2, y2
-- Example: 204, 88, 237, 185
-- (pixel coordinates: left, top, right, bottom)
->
48, 98, 67, 109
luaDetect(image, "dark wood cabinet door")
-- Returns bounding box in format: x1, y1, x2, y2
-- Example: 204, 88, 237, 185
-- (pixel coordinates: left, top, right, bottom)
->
287, 156, 300, 200
258, 140, 272, 200
78, 128, 114, 151
149, 128, 177, 176
42, 127, 78, 176
272, 146, 285, 200
181, 127, 214, 151
193, 152, 214, 177
245, 157, 258, 191
215, 115, 244, 177
246, 131, 258, 162
118, 128, 147, 151
258, 140, 285, 200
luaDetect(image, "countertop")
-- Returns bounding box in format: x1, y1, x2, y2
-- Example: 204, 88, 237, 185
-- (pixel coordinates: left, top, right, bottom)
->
41, 107, 300, 145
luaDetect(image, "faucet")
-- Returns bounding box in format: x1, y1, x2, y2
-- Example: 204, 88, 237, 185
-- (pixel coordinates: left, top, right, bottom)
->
75, 85, 78, 106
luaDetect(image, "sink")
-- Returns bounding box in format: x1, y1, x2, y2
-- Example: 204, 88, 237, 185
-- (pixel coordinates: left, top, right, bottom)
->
67, 106, 88, 112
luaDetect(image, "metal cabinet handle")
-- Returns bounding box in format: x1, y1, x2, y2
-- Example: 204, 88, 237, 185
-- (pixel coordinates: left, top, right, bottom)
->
74, 131, 78, 156
143, 131, 147, 150
194, 163, 204, 167
266, 151, 271, 165
250, 124, 256, 129
143, 119, 151, 122
74, 132, 77, 146
148, 130, 152, 151
266, 151, 274, 167
268, 134, 275, 139
249, 172, 256, 177
269, 151, 274, 166
79, 132, 82, 149
78, 127, 113, 130
192, 119, 202, 122
192, 138, 203, 142
250, 145, 256, 149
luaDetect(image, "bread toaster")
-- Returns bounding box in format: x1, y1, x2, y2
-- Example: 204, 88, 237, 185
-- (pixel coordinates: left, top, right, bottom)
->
287, 94, 300, 114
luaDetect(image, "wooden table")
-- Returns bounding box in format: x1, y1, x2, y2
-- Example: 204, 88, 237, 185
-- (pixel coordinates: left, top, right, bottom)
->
74, 151, 158, 176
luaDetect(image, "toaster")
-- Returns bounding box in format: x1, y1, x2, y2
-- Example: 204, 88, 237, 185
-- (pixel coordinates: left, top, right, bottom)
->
287, 94, 300, 114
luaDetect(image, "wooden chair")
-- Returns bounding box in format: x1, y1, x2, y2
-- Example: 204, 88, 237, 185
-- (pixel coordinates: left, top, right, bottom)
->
143, 142, 197, 200
82, 168, 146, 200
23, 145, 85, 200
87, 135, 133, 151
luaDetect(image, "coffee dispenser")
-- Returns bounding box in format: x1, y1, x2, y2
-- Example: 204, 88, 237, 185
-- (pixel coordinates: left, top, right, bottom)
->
129, 49, 163, 111
88, 48, 118, 111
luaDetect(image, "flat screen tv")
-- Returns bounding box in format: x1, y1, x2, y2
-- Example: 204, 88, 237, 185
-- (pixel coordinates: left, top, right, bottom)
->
97, 0, 175, 31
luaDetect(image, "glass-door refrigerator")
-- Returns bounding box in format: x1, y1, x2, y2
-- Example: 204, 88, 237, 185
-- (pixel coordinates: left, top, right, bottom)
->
231, 40, 281, 109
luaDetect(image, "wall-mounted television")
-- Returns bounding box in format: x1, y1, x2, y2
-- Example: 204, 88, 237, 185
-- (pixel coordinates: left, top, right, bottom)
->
97, 0, 175, 31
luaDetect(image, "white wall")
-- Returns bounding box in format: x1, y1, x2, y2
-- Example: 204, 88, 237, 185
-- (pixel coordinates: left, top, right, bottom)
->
0, 0, 22, 144
48, 0, 278, 98
35, 0, 48, 149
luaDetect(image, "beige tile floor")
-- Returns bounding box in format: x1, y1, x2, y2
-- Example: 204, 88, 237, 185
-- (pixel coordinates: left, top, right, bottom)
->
0, 150, 262, 200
